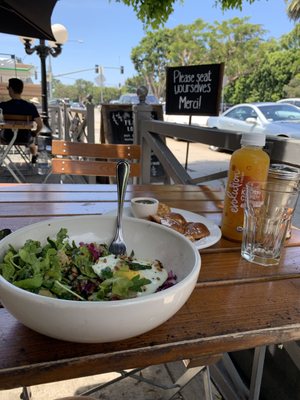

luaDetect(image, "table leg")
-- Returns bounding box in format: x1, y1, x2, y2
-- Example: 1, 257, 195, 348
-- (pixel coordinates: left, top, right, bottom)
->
20, 387, 32, 399
249, 346, 266, 400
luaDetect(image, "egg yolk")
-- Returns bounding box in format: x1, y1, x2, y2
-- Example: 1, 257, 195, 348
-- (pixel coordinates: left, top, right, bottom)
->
114, 269, 140, 280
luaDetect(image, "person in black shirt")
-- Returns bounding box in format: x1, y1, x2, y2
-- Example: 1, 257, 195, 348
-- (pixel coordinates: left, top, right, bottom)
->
0, 78, 43, 163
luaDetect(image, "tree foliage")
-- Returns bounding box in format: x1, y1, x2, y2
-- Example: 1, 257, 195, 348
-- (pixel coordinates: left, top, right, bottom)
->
129, 18, 300, 103
53, 13, 300, 106
286, 0, 300, 21
53, 79, 120, 104
130, 17, 269, 98
283, 74, 300, 96
117, 1, 299, 28
224, 48, 299, 103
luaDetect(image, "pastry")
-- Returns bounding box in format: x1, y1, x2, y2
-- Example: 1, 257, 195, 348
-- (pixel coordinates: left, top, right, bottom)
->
149, 207, 210, 242
184, 222, 210, 241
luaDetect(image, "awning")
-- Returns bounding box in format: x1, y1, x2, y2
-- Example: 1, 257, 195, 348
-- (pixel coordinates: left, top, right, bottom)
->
0, 0, 57, 40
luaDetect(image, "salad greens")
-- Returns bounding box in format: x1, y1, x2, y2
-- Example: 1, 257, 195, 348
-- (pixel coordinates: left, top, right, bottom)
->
0, 228, 173, 301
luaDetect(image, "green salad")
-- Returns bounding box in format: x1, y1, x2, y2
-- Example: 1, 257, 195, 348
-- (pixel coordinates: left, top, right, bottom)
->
0, 228, 176, 301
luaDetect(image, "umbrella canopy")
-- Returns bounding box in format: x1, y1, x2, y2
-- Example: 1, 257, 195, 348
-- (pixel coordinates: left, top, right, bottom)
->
0, 0, 57, 40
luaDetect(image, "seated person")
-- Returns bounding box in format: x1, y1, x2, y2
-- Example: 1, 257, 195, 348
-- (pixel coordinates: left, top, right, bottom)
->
0, 78, 43, 163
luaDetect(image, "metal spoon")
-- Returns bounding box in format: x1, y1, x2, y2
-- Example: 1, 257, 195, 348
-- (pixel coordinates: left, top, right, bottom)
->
108, 160, 130, 255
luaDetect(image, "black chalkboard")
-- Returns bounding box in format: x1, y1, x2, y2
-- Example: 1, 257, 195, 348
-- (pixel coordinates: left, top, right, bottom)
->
101, 104, 163, 144
108, 110, 134, 144
108, 109, 160, 144
165, 63, 224, 116
100, 104, 165, 180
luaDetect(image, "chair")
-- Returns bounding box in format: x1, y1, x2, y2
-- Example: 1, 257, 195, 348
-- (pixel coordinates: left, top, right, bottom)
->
0, 114, 33, 182
49, 140, 141, 183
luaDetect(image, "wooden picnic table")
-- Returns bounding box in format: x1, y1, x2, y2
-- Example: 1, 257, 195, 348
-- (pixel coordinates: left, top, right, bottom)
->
0, 183, 300, 392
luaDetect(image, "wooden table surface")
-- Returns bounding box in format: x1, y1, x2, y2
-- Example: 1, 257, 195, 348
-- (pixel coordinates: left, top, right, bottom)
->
1, 183, 300, 391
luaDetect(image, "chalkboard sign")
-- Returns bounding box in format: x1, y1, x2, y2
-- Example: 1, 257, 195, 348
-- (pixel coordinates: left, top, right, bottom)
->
108, 109, 134, 144
100, 104, 165, 180
101, 104, 163, 144
165, 63, 224, 116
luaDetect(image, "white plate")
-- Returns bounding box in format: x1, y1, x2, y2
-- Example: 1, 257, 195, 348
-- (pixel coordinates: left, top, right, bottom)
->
106, 207, 221, 250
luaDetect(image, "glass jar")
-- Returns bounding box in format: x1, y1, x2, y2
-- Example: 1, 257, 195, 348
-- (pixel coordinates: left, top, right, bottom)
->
268, 164, 300, 238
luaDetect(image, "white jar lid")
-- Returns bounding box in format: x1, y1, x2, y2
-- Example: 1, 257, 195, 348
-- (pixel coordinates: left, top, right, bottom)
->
240, 132, 266, 147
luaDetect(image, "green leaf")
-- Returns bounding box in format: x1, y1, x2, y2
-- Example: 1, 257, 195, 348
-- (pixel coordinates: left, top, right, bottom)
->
0, 262, 15, 281
110, 276, 133, 298
14, 274, 43, 290
127, 261, 152, 271
73, 247, 97, 278
130, 275, 151, 293
51, 280, 85, 300
100, 267, 113, 279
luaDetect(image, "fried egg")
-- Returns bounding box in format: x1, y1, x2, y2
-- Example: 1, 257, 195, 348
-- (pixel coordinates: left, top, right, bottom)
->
92, 254, 168, 296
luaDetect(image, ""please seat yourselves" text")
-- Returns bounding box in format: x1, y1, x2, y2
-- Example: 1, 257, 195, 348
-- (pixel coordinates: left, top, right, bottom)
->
173, 69, 212, 110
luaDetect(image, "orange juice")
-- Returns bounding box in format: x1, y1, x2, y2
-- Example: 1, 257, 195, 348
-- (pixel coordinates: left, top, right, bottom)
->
222, 134, 270, 242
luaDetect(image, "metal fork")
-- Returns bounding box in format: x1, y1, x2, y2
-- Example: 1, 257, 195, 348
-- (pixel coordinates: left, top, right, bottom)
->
108, 160, 130, 255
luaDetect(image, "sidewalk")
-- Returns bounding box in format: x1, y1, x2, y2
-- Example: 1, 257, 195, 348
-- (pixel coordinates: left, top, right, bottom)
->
2, 363, 222, 400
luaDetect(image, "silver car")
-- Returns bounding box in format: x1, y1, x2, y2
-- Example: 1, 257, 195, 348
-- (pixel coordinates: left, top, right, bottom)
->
207, 102, 300, 139
277, 98, 300, 108
118, 93, 160, 105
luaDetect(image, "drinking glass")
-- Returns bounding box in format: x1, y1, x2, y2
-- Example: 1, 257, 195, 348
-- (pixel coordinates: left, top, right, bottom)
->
241, 181, 299, 266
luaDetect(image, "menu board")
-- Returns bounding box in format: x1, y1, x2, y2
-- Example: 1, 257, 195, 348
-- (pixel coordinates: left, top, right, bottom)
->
100, 104, 165, 179
101, 104, 163, 144
165, 63, 224, 116
108, 109, 134, 144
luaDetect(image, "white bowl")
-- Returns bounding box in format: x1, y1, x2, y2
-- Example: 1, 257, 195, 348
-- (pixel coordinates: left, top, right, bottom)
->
131, 197, 159, 219
0, 215, 200, 343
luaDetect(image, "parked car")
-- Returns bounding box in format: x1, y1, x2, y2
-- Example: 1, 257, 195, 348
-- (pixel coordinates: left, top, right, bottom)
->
207, 102, 300, 141
48, 98, 64, 106
219, 102, 233, 112
277, 98, 300, 108
117, 93, 160, 105
70, 102, 85, 110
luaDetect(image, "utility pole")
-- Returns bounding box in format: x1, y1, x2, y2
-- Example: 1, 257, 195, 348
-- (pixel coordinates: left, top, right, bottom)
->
95, 65, 105, 103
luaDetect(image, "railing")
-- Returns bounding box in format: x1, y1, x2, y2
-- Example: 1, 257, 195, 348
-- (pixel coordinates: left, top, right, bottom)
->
62, 103, 94, 143
140, 119, 300, 184
44, 102, 300, 184
41, 103, 95, 143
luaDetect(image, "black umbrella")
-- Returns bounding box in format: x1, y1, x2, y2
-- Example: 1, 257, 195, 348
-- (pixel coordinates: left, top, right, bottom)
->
0, 0, 57, 40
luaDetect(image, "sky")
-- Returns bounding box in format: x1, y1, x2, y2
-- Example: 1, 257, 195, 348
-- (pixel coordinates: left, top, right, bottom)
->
0, 0, 297, 90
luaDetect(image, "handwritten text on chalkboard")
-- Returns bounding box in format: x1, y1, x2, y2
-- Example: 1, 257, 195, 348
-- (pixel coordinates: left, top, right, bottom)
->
165, 63, 224, 116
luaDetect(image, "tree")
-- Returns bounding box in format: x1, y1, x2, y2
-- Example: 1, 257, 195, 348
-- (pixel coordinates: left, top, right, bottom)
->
131, 28, 174, 98
280, 22, 300, 49
205, 17, 267, 84
224, 46, 299, 102
123, 75, 147, 92
130, 18, 267, 99
283, 74, 300, 96
118, 0, 291, 28
286, 0, 300, 20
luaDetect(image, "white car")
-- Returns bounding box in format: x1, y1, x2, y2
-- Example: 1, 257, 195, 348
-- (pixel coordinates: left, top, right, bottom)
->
118, 93, 160, 105
207, 102, 300, 139
277, 98, 300, 108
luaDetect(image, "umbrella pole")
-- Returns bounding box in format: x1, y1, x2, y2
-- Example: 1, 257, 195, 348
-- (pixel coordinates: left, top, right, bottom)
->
23, 37, 64, 142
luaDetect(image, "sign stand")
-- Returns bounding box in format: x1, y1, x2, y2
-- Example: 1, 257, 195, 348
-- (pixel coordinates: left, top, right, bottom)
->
184, 115, 192, 170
